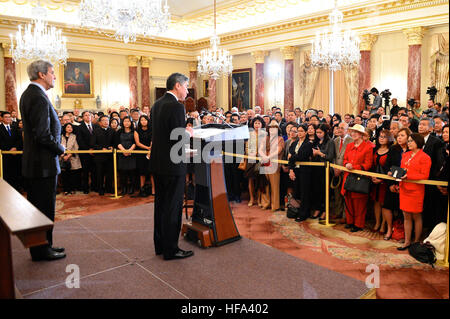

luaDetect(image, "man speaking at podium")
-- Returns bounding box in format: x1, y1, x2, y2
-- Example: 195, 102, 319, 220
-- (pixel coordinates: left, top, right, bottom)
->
150, 73, 194, 260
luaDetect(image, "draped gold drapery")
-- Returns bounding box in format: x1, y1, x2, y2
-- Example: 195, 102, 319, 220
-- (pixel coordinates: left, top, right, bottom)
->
299, 51, 320, 110
430, 33, 449, 105
342, 65, 359, 115
310, 68, 330, 114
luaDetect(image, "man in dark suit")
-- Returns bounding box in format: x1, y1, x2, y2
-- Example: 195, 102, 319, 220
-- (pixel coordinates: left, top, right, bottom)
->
419, 117, 445, 231
90, 115, 115, 195
150, 73, 193, 261
0, 111, 22, 191
77, 110, 96, 193
19, 60, 66, 261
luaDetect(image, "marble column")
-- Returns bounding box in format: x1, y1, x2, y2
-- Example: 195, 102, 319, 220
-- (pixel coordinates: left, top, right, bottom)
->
357, 34, 377, 113
2, 43, 18, 114
281, 46, 296, 113
128, 55, 140, 109
251, 50, 267, 113
403, 27, 426, 102
188, 61, 198, 102
140, 56, 152, 108
207, 78, 216, 110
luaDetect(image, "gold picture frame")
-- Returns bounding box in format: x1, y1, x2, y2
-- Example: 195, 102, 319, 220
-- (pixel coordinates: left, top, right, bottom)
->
61, 58, 94, 98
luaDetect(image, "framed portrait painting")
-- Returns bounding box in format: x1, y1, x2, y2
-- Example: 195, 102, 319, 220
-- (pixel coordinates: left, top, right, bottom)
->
61, 59, 94, 97
229, 68, 252, 111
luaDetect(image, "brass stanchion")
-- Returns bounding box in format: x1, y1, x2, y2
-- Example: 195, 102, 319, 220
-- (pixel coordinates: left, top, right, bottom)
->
319, 161, 335, 227
110, 149, 121, 200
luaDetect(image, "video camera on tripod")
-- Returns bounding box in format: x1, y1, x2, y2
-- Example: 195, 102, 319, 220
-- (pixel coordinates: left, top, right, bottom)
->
426, 86, 438, 102
381, 89, 391, 111
362, 89, 371, 109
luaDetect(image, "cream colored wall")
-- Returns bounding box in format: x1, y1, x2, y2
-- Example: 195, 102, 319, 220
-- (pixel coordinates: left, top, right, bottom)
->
420, 25, 449, 107
371, 32, 409, 108
148, 58, 189, 104
371, 25, 449, 110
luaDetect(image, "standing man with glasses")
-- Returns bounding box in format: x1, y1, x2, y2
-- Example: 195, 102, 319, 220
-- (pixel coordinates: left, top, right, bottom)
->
19, 60, 66, 261
150, 73, 194, 261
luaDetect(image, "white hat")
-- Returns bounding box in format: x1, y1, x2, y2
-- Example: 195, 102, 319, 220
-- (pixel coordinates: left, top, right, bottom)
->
348, 124, 365, 134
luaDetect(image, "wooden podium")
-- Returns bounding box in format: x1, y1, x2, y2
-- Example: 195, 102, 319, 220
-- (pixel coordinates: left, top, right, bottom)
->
181, 123, 248, 248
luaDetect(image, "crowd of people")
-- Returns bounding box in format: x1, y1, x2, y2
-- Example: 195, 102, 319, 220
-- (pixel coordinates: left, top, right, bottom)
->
1, 94, 449, 248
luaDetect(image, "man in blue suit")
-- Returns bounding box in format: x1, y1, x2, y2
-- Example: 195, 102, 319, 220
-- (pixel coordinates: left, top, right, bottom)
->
20, 60, 66, 261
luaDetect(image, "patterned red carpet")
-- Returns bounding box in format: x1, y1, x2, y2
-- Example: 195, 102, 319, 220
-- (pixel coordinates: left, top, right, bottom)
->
55, 192, 449, 299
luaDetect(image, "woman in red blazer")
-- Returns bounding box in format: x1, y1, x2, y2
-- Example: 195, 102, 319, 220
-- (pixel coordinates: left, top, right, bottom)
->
397, 133, 432, 251
341, 124, 374, 232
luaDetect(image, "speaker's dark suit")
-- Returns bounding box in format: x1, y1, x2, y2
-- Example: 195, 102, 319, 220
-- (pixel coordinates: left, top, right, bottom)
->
90, 126, 115, 193
0, 123, 22, 190
422, 134, 445, 229
19, 83, 65, 258
76, 121, 96, 192
150, 92, 187, 258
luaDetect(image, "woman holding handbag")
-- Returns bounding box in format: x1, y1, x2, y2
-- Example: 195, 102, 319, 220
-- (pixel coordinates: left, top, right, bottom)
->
60, 123, 82, 195
397, 133, 432, 250
288, 124, 313, 222
261, 119, 285, 211
246, 117, 267, 207
370, 129, 393, 233
382, 127, 411, 240
280, 125, 299, 210
341, 124, 374, 232
311, 124, 336, 220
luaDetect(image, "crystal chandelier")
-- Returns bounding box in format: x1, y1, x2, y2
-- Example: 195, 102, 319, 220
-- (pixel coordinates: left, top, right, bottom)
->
9, 2, 68, 64
197, 0, 233, 80
78, 0, 171, 44
311, 0, 360, 71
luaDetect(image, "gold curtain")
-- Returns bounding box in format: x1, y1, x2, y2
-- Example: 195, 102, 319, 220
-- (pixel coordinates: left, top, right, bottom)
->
342, 65, 359, 115
299, 51, 320, 110
430, 33, 449, 105
333, 70, 353, 116
310, 69, 330, 114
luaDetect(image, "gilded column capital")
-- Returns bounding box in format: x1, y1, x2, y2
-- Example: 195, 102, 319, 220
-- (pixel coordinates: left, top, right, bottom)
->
280, 46, 296, 60
127, 55, 140, 67
140, 56, 152, 68
403, 27, 427, 46
251, 50, 268, 64
2, 43, 12, 58
188, 61, 198, 72
359, 34, 378, 51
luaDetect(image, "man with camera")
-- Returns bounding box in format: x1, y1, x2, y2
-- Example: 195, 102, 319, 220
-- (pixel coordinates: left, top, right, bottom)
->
369, 88, 382, 114
423, 99, 439, 118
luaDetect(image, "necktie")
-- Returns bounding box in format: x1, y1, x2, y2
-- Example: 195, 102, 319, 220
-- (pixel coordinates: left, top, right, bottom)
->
339, 138, 343, 152
6, 125, 11, 136
88, 124, 92, 134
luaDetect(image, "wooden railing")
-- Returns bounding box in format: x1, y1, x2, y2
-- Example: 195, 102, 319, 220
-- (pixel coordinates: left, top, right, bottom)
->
0, 179, 53, 299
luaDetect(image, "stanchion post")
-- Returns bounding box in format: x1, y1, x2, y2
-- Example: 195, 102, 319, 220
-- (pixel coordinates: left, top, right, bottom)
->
111, 149, 121, 200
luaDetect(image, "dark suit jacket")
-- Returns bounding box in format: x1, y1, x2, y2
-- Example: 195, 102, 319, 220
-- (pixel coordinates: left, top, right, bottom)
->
0, 124, 21, 150
90, 126, 115, 161
19, 84, 65, 178
288, 139, 313, 170
150, 92, 187, 176
77, 121, 95, 150
423, 134, 444, 179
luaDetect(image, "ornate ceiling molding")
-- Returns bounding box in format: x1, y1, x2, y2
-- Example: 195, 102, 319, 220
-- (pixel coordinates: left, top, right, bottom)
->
0, 0, 448, 58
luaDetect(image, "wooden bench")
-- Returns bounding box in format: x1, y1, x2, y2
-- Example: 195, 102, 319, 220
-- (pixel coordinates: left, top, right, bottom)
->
0, 179, 53, 299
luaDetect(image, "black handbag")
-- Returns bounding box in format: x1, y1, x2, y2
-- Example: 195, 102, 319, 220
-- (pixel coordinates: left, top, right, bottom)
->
344, 173, 371, 194
389, 166, 406, 179
60, 158, 71, 171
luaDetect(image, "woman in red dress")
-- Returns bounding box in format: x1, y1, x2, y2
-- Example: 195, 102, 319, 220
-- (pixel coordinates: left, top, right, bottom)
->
370, 129, 393, 232
397, 133, 432, 250
341, 124, 374, 232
